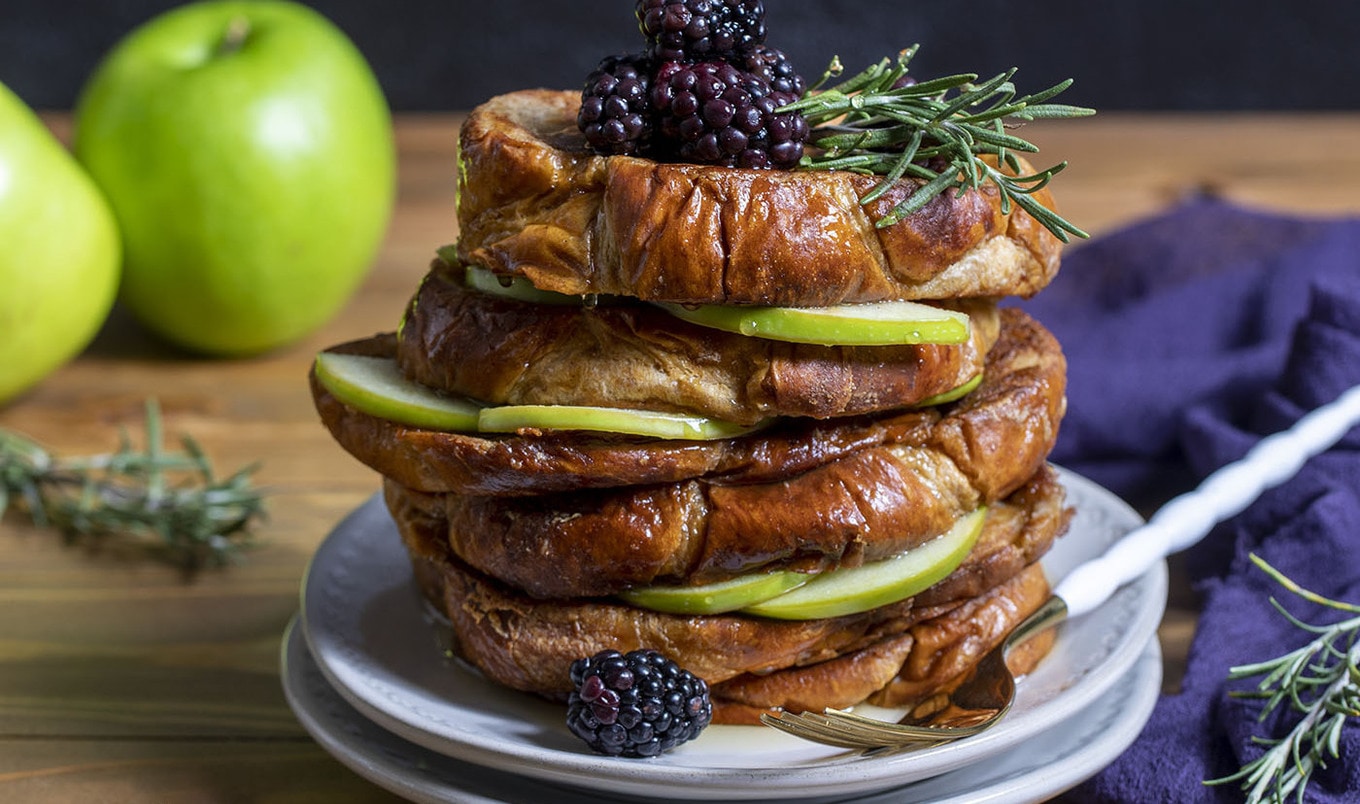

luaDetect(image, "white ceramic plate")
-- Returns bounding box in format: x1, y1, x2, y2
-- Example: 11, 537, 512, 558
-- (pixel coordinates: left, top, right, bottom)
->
297, 467, 1165, 801
283, 616, 1162, 804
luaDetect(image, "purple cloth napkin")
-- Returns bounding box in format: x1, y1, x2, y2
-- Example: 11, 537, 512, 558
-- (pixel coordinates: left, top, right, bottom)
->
1020, 197, 1360, 802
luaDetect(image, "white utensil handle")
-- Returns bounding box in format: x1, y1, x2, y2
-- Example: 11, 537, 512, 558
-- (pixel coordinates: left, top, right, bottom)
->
1055, 383, 1360, 618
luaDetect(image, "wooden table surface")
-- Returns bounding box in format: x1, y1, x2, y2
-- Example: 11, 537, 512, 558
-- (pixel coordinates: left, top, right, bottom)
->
3, 112, 1359, 803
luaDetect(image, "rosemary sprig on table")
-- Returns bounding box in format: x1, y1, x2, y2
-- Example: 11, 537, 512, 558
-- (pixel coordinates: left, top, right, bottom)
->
1205, 553, 1360, 803
784, 45, 1095, 241
0, 399, 265, 571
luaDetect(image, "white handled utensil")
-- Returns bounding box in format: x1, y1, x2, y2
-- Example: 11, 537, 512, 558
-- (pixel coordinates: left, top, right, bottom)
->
763, 383, 1360, 749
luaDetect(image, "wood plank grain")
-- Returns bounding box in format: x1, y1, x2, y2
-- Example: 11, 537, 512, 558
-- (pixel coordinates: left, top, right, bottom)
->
0, 741, 403, 803
1, 113, 1358, 802
1024, 113, 1360, 237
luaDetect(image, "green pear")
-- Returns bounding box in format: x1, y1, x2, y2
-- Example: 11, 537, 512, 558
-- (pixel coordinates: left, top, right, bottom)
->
0, 81, 120, 405
74, 1, 395, 356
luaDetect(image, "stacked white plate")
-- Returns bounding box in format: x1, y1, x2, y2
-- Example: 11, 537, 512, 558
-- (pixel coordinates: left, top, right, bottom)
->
282, 468, 1166, 803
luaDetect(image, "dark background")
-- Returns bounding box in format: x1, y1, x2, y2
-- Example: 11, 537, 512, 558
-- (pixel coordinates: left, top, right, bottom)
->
3, 1, 1358, 112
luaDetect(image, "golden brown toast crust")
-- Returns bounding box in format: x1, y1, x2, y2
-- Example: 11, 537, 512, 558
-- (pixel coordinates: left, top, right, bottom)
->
712, 564, 1054, 723
394, 465, 1068, 723
455, 90, 1064, 305
312, 308, 1065, 502
397, 258, 1000, 424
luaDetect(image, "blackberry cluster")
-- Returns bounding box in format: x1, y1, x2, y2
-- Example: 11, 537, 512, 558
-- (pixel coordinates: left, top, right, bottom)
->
577, 54, 654, 156
576, 0, 807, 168
636, 0, 766, 61
741, 44, 806, 98
651, 60, 807, 169
566, 648, 712, 758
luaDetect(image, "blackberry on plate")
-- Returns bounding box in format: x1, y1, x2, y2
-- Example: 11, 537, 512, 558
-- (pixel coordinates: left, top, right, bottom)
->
567, 648, 712, 758
578, 53, 654, 156
636, 0, 767, 61
650, 60, 808, 169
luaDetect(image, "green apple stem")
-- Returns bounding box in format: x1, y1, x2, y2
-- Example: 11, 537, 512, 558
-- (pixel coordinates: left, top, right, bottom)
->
217, 16, 252, 57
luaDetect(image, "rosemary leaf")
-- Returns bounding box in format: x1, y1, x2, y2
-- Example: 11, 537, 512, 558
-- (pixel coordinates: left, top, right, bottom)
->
878, 168, 960, 228
886, 71, 980, 98
0, 399, 265, 572
1012, 77, 1077, 106
858, 128, 925, 205
1204, 553, 1360, 803
1013, 102, 1098, 121
789, 45, 1095, 241
933, 70, 1016, 122
959, 125, 1040, 153
810, 126, 918, 152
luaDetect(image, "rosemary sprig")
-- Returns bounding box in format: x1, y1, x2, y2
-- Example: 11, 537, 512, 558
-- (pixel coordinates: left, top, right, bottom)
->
1205, 553, 1360, 803
785, 45, 1096, 242
0, 399, 265, 571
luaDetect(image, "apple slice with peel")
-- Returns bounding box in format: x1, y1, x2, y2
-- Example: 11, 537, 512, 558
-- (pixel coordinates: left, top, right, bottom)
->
460, 261, 581, 306
915, 372, 983, 408
742, 507, 987, 620
459, 259, 969, 347
478, 404, 757, 441
617, 571, 810, 615
314, 352, 480, 431
316, 350, 758, 440
656, 299, 970, 346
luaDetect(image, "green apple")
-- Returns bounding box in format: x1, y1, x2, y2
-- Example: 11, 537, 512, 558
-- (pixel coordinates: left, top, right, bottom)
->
459, 259, 971, 348
461, 261, 582, 306
315, 350, 758, 440
478, 404, 756, 441
313, 352, 480, 431
617, 570, 809, 615
742, 507, 986, 620
656, 299, 971, 346
914, 372, 983, 407
0, 81, 120, 405
73, 0, 395, 356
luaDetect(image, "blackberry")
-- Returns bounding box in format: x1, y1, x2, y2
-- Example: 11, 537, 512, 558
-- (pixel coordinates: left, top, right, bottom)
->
578, 53, 654, 156
566, 648, 712, 758
740, 44, 805, 99
635, 0, 766, 61
650, 60, 808, 169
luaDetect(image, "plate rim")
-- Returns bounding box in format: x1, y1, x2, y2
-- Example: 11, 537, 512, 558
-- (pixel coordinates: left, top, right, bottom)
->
298, 465, 1167, 800
282, 614, 1164, 804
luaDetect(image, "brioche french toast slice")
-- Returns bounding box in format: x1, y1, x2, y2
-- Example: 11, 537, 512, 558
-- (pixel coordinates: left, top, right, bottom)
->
455, 89, 1064, 306
392, 464, 1068, 724
311, 308, 1064, 503
396, 257, 1000, 425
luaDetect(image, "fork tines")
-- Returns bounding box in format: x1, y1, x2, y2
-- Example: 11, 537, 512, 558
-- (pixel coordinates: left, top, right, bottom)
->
760, 709, 965, 750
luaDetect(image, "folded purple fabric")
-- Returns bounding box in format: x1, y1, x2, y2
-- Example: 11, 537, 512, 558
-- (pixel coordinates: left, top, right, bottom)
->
1020, 197, 1360, 802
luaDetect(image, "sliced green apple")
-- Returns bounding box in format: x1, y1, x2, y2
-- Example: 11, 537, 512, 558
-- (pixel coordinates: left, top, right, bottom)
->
656, 299, 970, 346
741, 507, 987, 620
316, 349, 764, 440
477, 404, 757, 441
463, 263, 581, 306
914, 372, 983, 408
617, 571, 810, 615
314, 352, 481, 431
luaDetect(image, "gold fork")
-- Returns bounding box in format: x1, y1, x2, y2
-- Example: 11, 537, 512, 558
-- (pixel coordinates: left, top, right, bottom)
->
762, 383, 1360, 751
761, 594, 1066, 748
